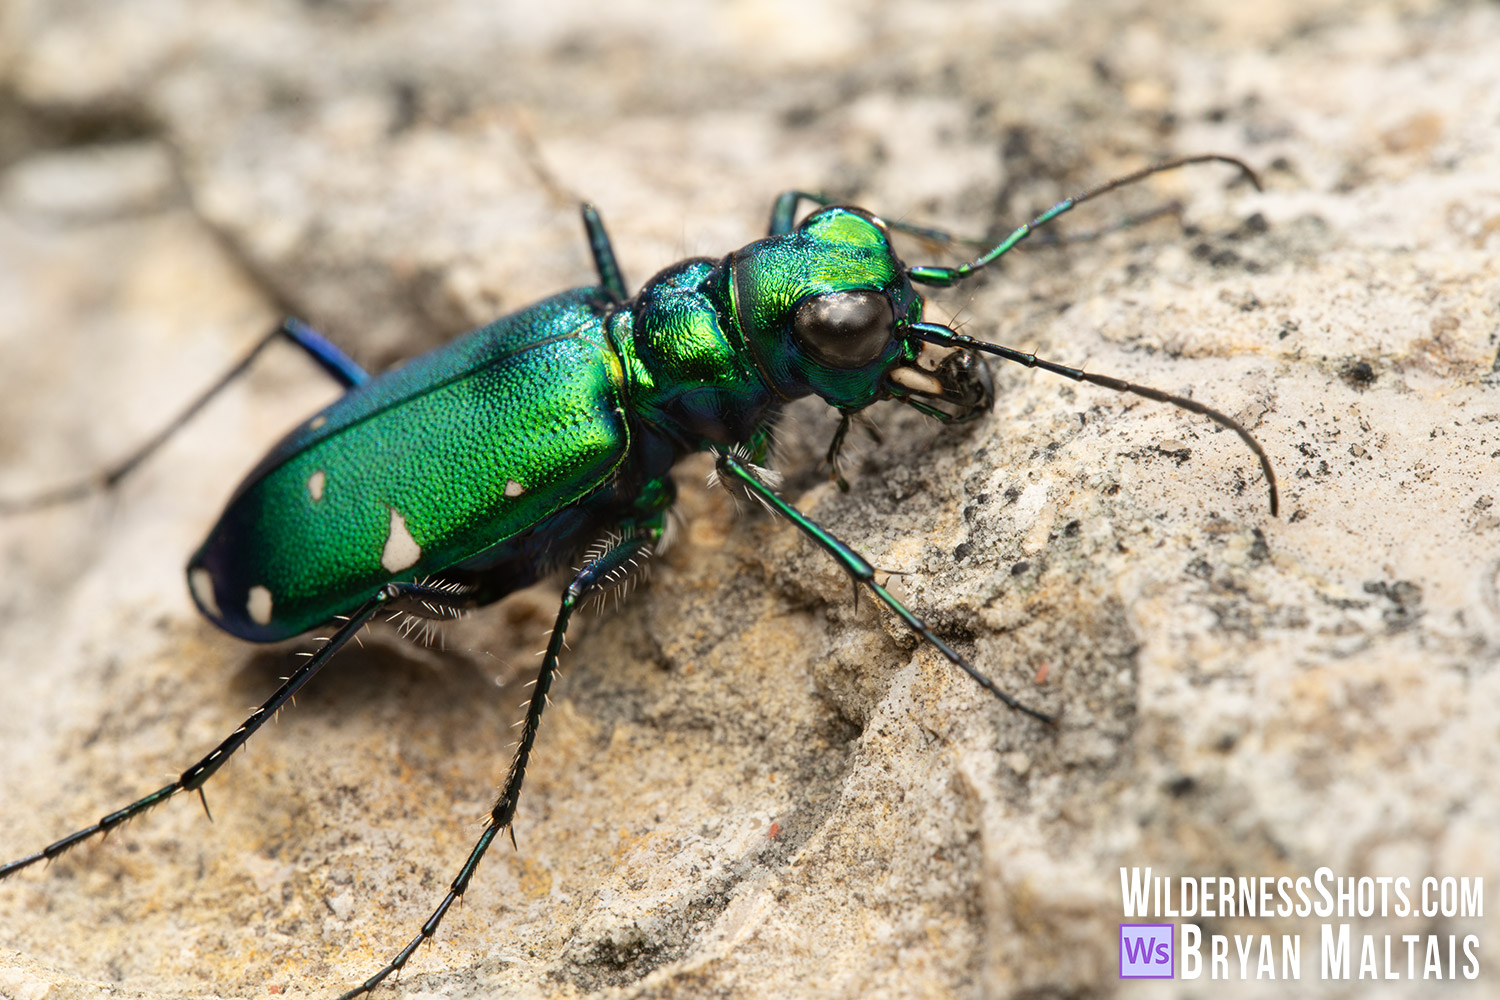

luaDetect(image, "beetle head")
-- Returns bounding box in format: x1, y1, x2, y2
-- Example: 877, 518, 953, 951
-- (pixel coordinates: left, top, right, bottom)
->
728, 206, 992, 420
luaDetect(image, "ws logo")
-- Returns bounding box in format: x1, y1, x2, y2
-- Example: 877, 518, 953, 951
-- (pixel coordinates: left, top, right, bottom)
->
1120, 924, 1175, 978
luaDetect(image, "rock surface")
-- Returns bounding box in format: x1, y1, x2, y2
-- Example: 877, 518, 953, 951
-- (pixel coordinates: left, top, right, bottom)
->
0, 1, 1496, 998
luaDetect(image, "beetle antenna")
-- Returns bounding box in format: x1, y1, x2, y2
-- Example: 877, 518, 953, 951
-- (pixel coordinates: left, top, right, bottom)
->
907, 155, 1261, 288
910, 323, 1279, 516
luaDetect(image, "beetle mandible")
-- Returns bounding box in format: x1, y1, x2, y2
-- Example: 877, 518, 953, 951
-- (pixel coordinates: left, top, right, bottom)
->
1, 154, 1277, 998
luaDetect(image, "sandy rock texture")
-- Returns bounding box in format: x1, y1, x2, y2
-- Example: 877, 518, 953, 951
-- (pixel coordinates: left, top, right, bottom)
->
1, 1, 1496, 998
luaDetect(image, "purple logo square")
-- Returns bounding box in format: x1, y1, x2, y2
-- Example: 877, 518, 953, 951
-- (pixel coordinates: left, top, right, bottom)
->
1119, 923, 1174, 978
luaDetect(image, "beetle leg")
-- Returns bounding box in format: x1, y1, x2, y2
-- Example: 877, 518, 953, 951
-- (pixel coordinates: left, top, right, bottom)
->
822, 410, 884, 493
0, 579, 456, 879
768, 190, 837, 235
714, 451, 1054, 726
825, 410, 872, 493
825, 411, 853, 492
335, 520, 664, 1000
279, 316, 369, 388
379, 576, 476, 647
580, 203, 628, 304
0, 318, 366, 515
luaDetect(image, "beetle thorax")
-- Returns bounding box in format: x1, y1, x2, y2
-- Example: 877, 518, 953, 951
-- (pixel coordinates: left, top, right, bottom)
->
608, 257, 783, 454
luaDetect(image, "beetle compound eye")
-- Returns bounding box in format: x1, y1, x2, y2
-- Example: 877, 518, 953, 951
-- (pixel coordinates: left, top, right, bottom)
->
791, 290, 894, 367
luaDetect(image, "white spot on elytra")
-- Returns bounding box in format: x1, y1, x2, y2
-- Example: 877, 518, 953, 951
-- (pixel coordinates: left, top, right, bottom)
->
888, 366, 944, 397
247, 585, 274, 626
381, 508, 421, 572
307, 469, 326, 501
309, 415, 328, 430
190, 568, 221, 619
504, 479, 525, 498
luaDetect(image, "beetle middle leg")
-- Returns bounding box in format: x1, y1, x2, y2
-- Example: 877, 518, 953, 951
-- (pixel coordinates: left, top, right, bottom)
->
580, 203, 629, 304
335, 515, 666, 1000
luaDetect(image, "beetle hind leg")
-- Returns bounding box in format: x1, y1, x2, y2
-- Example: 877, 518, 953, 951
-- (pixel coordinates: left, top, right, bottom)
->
0, 318, 367, 515
383, 576, 477, 647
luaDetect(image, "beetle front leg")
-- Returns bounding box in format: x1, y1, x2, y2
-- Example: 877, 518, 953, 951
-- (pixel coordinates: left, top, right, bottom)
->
715, 451, 1054, 725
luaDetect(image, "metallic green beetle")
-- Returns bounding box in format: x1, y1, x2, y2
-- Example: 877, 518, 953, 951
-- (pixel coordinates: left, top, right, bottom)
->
1, 156, 1275, 999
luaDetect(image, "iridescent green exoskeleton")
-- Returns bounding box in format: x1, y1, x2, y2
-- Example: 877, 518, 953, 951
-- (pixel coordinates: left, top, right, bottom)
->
0, 155, 1277, 999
